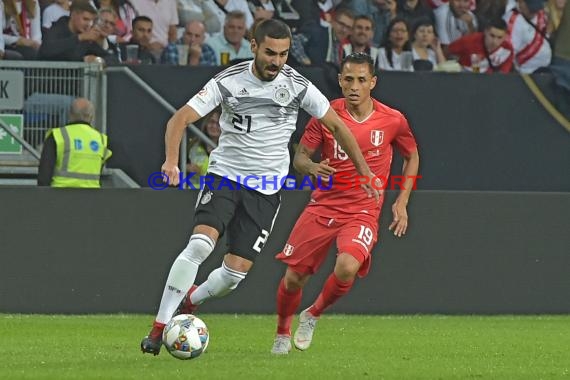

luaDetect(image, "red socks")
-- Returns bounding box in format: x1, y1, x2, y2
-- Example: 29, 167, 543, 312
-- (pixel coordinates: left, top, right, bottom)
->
150, 321, 166, 340
308, 273, 354, 318
276, 278, 302, 336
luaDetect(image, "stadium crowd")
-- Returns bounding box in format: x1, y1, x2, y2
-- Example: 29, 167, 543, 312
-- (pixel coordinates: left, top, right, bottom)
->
0, 0, 566, 73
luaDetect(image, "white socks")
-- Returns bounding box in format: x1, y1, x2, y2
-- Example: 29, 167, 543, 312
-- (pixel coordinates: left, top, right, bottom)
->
190, 262, 247, 305
155, 234, 215, 324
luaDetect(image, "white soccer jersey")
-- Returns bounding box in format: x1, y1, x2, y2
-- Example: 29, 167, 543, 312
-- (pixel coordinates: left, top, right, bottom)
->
187, 60, 330, 194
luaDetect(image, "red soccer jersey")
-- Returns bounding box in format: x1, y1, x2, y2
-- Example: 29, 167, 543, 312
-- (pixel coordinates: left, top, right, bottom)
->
448, 32, 514, 73
300, 98, 417, 219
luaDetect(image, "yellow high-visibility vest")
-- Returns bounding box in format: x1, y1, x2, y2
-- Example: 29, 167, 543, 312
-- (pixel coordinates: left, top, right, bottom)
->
48, 123, 112, 188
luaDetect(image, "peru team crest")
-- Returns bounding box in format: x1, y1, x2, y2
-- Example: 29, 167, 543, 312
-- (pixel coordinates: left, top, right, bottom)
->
283, 243, 294, 256
370, 130, 384, 147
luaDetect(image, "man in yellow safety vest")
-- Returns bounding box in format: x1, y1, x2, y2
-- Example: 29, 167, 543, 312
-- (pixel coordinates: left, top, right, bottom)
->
37, 98, 112, 188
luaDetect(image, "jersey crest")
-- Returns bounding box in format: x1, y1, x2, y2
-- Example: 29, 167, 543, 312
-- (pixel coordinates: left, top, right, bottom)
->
370, 130, 384, 147
273, 85, 291, 105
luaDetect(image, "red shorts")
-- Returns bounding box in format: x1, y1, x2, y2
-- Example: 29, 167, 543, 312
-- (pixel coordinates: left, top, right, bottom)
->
275, 210, 379, 277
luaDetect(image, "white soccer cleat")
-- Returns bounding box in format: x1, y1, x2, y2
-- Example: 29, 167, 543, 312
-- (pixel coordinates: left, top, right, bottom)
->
293, 309, 319, 351
271, 334, 292, 355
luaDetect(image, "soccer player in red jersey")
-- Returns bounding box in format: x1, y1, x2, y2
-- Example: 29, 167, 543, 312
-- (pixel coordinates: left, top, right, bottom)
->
270, 52, 420, 354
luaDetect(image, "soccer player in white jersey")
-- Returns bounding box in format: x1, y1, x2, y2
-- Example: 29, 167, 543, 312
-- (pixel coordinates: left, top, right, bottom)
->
141, 18, 379, 355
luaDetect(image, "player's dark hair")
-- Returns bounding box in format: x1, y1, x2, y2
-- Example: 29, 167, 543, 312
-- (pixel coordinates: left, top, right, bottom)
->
253, 19, 292, 45
70, 0, 97, 15
340, 52, 375, 75
411, 17, 436, 38
485, 18, 508, 31
354, 14, 375, 29
132, 15, 152, 29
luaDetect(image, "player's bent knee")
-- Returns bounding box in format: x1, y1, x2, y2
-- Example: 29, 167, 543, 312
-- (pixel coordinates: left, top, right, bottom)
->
284, 267, 310, 290
335, 253, 362, 280
180, 234, 216, 265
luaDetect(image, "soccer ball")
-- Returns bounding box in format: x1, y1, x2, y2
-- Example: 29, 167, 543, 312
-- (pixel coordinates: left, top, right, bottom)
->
162, 314, 209, 360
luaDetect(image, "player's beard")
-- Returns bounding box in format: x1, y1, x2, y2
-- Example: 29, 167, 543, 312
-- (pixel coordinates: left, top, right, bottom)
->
254, 58, 280, 81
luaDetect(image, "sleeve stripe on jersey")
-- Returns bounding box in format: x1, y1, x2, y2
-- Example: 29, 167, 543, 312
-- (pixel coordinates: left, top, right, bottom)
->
281, 67, 310, 87
285, 75, 310, 89
214, 61, 251, 81
282, 72, 309, 87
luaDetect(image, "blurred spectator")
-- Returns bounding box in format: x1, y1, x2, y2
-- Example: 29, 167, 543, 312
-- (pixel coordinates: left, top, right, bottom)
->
129, 0, 178, 59
247, 0, 299, 28
94, 7, 121, 62
290, 0, 320, 29
291, 7, 354, 66
342, 15, 379, 65
287, 0, 328, 66
552, 0, 568, 55
549, 0, 569, 117
163, 20, 218, 66
37, 98, 112, 188
247, 0, 275, 22
426, 0, 476, 9
95, 0, 137, 44
410, 17, 446, 69
342, 0, 397, 46
39, 0, 111, 62
119, 15, 156, 63
448, 18, 514, 72
545, 0, 566, 35
504, 0, 552, 73
377, 16, 412, 70
206, 10, 252, 65
179, 20, 216, 66
177, 0, 221, 34
475, 0, 507, 30
397, 0, 435, 26
208, 0, 255, 31
2, 0, 42, 60
42, 0, 70, 32
186, 107, 221, 187
434, 0, 478, 50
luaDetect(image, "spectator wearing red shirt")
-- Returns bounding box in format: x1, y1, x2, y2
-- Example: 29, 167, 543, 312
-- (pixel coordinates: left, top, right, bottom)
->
448, 18, 514, 73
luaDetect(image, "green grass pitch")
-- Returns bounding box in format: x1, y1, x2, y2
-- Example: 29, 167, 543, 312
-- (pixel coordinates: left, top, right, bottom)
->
0, 314, 568, 379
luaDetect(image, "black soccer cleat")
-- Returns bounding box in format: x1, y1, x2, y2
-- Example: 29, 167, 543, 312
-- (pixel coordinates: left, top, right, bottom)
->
141, 335, 162, 356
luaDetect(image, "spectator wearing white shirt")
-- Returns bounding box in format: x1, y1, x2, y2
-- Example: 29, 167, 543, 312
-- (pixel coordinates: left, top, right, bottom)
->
129, 0, 179, 57
378, 16, 412, 70
207, 0, 254, 31
434, 0, 478, 52
504, 0, 551, 73
411, 17, 446, 69
2, 0, 42, 59
42, 0, 70, 31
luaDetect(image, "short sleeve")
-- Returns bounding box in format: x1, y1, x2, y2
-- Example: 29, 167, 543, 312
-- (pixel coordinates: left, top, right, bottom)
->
186, 78, 222, 117
393, 114, 418, 157
299, 117, 324, 150
300, 83, 330, 119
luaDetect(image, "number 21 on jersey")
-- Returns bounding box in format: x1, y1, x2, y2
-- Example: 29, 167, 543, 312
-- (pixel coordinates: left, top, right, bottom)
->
232, 113, 252, 133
